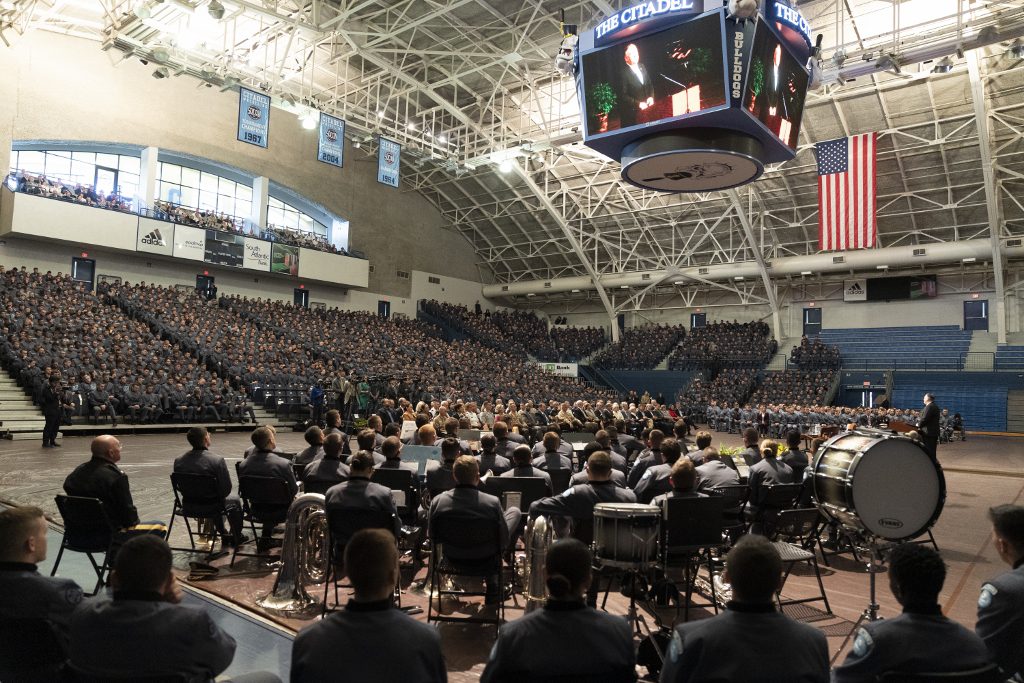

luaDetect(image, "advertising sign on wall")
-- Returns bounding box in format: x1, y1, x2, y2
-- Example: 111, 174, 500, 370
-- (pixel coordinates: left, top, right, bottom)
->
136, 220, 173, 256
538, 362, 579, 377
173, 225, 207, 261
243, 237, 271, 271
271, 242, 300, 276
843, 278, 867, 302
204, 230, 245, 267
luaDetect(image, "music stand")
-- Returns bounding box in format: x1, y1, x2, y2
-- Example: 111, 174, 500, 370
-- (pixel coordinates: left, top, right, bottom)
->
831, 536, 890, 665
398, 444, 441, 478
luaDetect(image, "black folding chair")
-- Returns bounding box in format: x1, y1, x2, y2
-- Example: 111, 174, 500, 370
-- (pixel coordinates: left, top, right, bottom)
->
659, 496, 726, 622
484, 476, 550, 513
548, 468, 572, 495
0, 617, 66, 683
769, 508, 832, 615
427, 513, 505, 631
322, 507, 399, 614
708, 484, 748, 542
231, 469, 294, 567
372, 468, 420, 524
879, 664, 1004, 683
291, 463, 307, 482
52, 495, 115, 595
746, 482, 803, 535
66, 666, 188, 682
167, 472, 228, 559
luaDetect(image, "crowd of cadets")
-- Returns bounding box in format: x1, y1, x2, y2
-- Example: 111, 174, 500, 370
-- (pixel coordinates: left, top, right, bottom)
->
14, 172, 133, 212
591, 324, 687, 370
790, 335, 842, 369
668, 320, 777, 370
700, 402, 925, 437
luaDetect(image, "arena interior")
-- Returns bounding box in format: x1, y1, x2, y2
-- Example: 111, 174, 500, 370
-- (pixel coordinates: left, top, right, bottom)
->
1, 0, 1024, 681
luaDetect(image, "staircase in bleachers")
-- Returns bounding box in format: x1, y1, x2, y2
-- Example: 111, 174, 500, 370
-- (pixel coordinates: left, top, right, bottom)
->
819, 325, 972, 370
995, 345, 1024, 371
892, 384, 1007, 432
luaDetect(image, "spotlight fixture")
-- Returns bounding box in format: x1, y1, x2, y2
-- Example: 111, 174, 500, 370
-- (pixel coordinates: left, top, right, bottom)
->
498, 158, 514, 173
875, 52, 900, 75
1011, 40, 1024, 60
733, 276, 744, 281
300, 111, 318, 130
152, 66, 170, 79
151, 47, 169, 62
962, 257, 977, 263
931, 56, 953, 74
207, 0, 224, 20
801, 270, 812, 276
406, 122, 416, 130
831, 48, 847, 67
376, 110, 385, 118
134, 0, 152, 19
436, 133, 447, 143
876, 264, 889, 270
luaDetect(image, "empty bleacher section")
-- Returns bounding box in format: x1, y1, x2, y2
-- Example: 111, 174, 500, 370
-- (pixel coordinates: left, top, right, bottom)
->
667, 320, 776, 370
995, 345, 1024, 371
592, 324, 686, 370
817, 325, 972, 370
892, 370, 1024, 433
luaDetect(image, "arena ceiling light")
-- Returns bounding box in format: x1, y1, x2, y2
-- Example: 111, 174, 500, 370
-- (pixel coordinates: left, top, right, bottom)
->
1011, 40, 1024, 59
962, 257, 977, 263
801, 270, 813, 276
498, 158, 514, 173
207, 0, 224, 20
152, 66, 169, 78
931, 57, 954, 74
299, 110, 318, 130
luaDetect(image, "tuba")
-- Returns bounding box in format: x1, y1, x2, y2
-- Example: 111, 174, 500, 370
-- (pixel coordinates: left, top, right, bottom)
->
522, 514, 554, 613
257, 493, 329, 612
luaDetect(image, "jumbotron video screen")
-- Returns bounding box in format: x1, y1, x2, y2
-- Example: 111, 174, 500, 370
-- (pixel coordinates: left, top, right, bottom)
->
580, 12, 728, 138
741, 22, 808, 150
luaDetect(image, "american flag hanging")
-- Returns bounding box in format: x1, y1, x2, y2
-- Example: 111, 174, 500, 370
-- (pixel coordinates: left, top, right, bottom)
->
816, 133, 877, 251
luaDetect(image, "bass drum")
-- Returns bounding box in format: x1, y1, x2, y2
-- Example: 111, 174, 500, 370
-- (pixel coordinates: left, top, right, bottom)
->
812, 429, 945, 541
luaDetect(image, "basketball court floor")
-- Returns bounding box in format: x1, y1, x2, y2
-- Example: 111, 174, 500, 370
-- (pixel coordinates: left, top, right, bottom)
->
2, 429, 1021, 682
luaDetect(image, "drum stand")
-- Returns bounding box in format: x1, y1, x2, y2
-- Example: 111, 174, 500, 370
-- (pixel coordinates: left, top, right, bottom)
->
831, 539, 887, 665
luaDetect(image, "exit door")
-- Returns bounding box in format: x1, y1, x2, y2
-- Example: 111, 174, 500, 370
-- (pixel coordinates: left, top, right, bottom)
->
378, 300, 391, 318
803, 307, 822, 336
71, 257, 95, 292
294, 288, 309, 309
691, 313, 707, 329
964, 300, 988, 331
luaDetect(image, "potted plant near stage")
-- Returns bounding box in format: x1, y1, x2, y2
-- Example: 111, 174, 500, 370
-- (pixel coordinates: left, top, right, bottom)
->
588, 82, 616, 133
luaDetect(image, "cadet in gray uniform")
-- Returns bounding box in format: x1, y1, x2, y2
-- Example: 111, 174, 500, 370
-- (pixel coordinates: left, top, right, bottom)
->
291, 529, 446, 682
173, 427, 244, 545
694, 447, 741, 494
977, 504, 1024, 681
660, 535, 829, 683
530, 430, 574, 459
293, 425, 325, 467
532, 431, 573, 471
529, 451, 637, 534
480, 538, 634, 682
626, 430, 665, 489
237, 427, 298, 541
0, 506, 83, 681
69, 535, 238, 682
634, 437, 684, 504
477, 433, 512, 476
651, 458, 706, 507
302, 432, 350, 492
324, 451, 400, 540
500, 445, 553, 494
834, 543, 990, 682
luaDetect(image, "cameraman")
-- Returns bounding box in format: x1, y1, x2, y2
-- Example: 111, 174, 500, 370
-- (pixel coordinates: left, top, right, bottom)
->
41, 375, 63, 448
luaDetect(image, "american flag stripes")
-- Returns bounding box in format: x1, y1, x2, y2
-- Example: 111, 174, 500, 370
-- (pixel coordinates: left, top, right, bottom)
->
816, 133, 877, 251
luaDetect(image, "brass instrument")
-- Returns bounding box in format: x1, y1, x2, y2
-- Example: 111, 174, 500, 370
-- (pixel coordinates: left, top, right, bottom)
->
257, 493, 329, 612
522, 515, 554, 613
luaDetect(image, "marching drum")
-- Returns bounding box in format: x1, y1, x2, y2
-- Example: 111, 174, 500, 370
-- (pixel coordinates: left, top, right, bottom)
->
812, 429, 946, 541
592, 503, 661, 569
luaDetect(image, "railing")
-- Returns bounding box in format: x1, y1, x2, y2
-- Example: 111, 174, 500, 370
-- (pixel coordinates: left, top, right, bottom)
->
836, 353, 996, 371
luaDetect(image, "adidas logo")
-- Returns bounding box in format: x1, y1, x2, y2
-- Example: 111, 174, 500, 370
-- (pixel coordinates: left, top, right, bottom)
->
847, 282, 863, 293
141, 229, 166, 246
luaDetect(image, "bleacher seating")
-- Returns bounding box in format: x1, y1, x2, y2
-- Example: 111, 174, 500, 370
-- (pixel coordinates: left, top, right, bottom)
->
995, 345, 1024, 371
892, 384, 1006, 432
817, 326, 972, 370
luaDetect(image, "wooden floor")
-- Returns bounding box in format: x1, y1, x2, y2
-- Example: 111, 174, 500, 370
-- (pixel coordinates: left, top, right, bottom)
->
2, 428, 1021, 681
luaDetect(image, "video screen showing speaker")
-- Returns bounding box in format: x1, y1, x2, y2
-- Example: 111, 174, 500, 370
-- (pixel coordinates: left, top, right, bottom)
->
580, 12, 727, 138
742, 22, 808, 150
204, 230, 245, 268
271, 243, 299, 276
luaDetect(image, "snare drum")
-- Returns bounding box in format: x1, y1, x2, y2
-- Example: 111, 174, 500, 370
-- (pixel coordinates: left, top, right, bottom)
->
592, 503, 661, 569
813, 429, 945, 541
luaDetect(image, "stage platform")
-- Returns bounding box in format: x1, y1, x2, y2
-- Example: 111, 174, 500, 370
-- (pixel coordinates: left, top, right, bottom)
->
2, 429, 1021, 681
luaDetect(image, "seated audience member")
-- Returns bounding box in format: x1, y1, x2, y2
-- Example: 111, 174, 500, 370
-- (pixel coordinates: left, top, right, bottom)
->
833, 543, 991, 682
532, 431, 573, 471
237, 426, 298, 543
976, 504, 1024, 680
294, 426, 325, 467
690, 430, 714, 466
570, 457, 627, 488
324, 410, 345, 439
356, 428, 386, 467
660, 535, 829, 682
366, 414, 386, 450
477, 433, 512, 476
63, 435, 166, 545
739, 427, 762, 467
634, 437, 685, 504
626, 429, 665, 489
583, 430, 627, 472
324, 451, 401, 541
429, 455, 522, 602
531, 428, 573, 458
501, 445, 553, 494
0, 506, 83, 679
378, 435, 418, 474
694, 447, 741, 493
651, 458, 706, 506
290, 529, 446, 682
173, 427, 245, 546
425, 437, 461, 496
780, 429, 808, 481
746, 439, 794, 533
480, 538, 635, 682
69, 535, 246, 682
530, 451, 636, 534
302, 433, 350, 491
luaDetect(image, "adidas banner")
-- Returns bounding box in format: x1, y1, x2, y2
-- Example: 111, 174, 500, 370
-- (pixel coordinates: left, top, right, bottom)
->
136, 219, 174, 256
843, 278, 867, 302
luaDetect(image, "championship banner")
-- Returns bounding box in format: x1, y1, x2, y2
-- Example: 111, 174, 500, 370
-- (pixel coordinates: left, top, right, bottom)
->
377, 137, 401, 187
173, 225, 207, 261
237, 87, 271, 148
243, 237, 271, 271
843, 278, 867, 302
317, 113, 345, 167
538, 362, 579, 377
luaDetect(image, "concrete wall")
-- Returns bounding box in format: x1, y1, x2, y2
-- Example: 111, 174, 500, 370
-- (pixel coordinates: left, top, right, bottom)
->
0, 30, 485, 301
410, 270, 502, 311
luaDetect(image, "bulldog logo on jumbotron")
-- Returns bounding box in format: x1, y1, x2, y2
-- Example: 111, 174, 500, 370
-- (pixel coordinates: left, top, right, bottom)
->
247, 105, 261, 120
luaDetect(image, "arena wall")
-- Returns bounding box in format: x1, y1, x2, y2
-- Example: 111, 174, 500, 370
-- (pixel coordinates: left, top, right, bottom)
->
0, 30, 485, 300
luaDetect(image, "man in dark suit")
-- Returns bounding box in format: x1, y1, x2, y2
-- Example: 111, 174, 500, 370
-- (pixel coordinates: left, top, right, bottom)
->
41, 375, 63, 448
429, 456, 521, 602
619, 43, 654, 128
173, 427, 244, 546
918, 392, 941, 458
